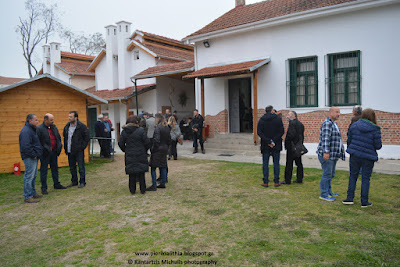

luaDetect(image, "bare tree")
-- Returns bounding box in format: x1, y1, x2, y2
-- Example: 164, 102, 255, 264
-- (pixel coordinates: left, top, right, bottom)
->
61, 29, 105, 56
16, 0, 58, 77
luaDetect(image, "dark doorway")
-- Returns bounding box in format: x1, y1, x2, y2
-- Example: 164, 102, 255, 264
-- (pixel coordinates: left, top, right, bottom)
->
88, 108, 97, 138
228, 78, 252, 133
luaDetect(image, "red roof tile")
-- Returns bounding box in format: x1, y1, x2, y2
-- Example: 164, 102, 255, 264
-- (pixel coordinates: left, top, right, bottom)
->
186, 0, 358, 39
0, 76, 26, 85
144, 43, 194, 61
136, 30, 190, 48
61, 51, 96, 61
134, 61, 194, 79
56, 60, 94, 76
86, 84, 156, 100
183, 59, 269, 79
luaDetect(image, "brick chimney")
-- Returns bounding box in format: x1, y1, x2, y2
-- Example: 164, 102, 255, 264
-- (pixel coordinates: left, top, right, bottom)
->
236, 0, 245, 7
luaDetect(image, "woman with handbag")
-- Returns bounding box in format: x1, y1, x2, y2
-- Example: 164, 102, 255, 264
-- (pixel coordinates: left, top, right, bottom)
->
342, 108, 382, 208
168, 116, 182, 160
118, 115, 151, 194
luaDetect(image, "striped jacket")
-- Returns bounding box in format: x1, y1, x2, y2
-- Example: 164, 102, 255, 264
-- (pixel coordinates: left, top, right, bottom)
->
316, 117, 345, 161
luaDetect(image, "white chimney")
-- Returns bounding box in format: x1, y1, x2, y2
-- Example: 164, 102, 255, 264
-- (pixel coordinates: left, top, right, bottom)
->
116, 20, 132, 89
42, 44, 50, 74
49, 42, 61, 76
236, 0, 245, 7
105, 25, 118, 90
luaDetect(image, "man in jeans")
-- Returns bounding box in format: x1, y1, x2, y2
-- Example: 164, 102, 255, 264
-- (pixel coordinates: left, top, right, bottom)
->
19, 113, 43, 203
317, 107, 345, 201
37, 113, 66, 195
63, 111, 90, 188
257, 105, 284, 187
192, 109, 205, 154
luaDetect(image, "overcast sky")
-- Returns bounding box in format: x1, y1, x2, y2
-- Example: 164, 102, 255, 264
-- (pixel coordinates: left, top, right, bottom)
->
0, 0, 261, 78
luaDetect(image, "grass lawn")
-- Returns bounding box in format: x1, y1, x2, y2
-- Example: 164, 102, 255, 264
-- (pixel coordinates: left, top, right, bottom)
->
0, 156, 399, 266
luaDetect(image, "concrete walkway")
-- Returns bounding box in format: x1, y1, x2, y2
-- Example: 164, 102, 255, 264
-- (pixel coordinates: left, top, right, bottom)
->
177, 140, 400, 175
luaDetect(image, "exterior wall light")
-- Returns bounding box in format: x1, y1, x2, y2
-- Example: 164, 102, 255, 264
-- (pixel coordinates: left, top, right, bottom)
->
203, 40, 210, 48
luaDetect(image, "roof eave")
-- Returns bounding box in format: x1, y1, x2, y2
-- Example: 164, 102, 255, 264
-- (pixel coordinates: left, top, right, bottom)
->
184, 0, 394, 43
87, 48, 106, 72
0, 74, 107, 104
132, 67, 195, 80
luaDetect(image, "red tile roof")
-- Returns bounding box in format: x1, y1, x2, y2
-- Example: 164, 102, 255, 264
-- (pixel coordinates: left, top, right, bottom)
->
0, 76, 26, 85
133, 61, 194, 79
54, 51, 96, 76
183, 59, 269, 79
61, 51, 96, 61
86, 84, 156, 100
186, 0, 358, 39
143, 43, 194, 61
136, 30, 191, 48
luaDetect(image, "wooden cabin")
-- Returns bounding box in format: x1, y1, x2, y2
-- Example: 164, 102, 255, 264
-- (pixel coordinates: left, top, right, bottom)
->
0, 74, 107, 173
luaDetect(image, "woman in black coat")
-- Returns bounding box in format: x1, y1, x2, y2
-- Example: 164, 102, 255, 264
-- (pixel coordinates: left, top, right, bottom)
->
118, 116, 151, 194
147, 113, 171, 191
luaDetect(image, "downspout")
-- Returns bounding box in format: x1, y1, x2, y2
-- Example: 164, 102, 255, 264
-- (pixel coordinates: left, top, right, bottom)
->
130, 77, 139, 115
156, 57, 161, 65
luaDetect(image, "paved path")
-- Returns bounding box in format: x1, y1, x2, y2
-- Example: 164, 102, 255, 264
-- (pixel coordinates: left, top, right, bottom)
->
177, 140, 400, 175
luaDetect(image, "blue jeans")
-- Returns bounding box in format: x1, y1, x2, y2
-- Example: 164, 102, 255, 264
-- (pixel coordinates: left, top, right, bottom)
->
346, 155, 374, 204
23, 157, 38, 200
40, 151, 61, 191
151, 167, 167, 187
262, 150, 280, 184
318, 155, 337, 198
68, 151, 86, 185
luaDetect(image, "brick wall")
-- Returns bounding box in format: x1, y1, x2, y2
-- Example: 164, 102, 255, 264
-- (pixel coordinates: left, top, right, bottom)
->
205, 109, 400, 145
205, 109, 228, 138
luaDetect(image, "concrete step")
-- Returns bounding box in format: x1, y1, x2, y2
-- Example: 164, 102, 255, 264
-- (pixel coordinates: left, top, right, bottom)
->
206, 142, 260, 151
211, 133, 256, 141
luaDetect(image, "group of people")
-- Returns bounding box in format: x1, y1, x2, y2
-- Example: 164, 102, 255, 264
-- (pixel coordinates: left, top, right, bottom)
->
257, 105, 382, 207
20, 105, 380, 207
19, 111, 90, 203
118, 109, 206, 194
95, 114, 114, 158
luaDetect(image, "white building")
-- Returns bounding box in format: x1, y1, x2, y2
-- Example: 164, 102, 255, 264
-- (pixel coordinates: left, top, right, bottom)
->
183, 0, 400, 158
87, 21, 196, 140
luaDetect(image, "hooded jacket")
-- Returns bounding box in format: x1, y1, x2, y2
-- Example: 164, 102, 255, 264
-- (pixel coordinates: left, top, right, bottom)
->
118, 123, 151, 174
347, 119, 382, 161
150, 124, 171, 168
257, 113, 284, 152
19, 122, 43, 160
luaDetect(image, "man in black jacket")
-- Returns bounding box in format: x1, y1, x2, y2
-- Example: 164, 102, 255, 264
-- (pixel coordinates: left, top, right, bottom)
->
63, 111, 90, 188
37, 113, 66, 194
282, 111, 305, 184
257, 105, 284, 187
192, 109, 205, 154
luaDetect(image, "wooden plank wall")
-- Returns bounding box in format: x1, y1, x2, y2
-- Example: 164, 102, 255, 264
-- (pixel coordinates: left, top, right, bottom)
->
0, 80, 90, 173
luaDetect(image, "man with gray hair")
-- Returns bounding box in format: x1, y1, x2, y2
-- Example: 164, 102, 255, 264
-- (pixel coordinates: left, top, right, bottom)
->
19, 113, 43, 203
282, 111, 305, 184
95, 114, 110, 158
349, 105, 362, 130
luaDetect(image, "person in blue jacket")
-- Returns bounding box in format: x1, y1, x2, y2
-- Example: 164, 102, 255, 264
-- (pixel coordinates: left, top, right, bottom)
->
19, 113, 43, 203
342, 108, 382, 208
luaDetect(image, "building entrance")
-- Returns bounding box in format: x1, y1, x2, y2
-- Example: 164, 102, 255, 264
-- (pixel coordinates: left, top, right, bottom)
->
228, 78, 253, 133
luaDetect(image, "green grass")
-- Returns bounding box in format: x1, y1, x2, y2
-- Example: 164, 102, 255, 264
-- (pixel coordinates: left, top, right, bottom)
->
0, 157, 399, 266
